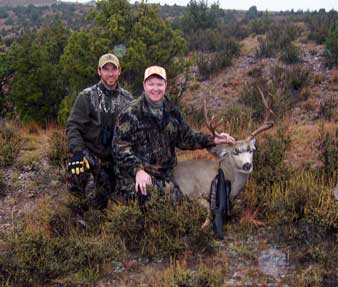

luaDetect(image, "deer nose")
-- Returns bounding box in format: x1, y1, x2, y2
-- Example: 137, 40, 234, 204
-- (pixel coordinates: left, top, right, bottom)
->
243, 163, 252, 171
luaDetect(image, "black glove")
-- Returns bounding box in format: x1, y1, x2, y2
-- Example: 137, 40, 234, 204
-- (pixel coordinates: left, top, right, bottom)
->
68, 151, 90, 175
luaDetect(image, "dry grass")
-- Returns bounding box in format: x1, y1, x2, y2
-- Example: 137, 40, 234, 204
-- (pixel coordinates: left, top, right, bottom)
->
283, 121, 337, 169
331, 69, 338, 83
240, 35, 259, 56
148, 259, 225, 287
286, 123, 322, 169
15, 149, 41, 168
239, 208, 265, 227
177, 148, 213, 161
178, 119, 338, 170
0, 192, 215, 286
0, 121, 25, 167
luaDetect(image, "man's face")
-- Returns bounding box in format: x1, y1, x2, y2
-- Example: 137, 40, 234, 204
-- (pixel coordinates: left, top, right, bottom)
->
143, 76, 167, 103
97, 63, 121, 89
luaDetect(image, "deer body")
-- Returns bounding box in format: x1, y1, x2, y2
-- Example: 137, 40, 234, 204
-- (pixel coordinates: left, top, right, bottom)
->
174, 159, 218, 205
174, 139, 255, 207
173, 89, 273, 231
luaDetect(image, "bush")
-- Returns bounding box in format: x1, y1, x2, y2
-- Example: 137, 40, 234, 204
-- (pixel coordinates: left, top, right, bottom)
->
252, 128, 291, 194
0, 193, 214, 285
240, 64, 311, 120
249, 15, 272, 35
265, 172, 338, 232
280, 43, 302, 64
195, 39, 240, 80
57, 92, 77, 127
0, 198, 124, 286
324, 26, 338, 67
306, 10, 338, 44
318, 128, 338, 180
149, 261, 224, 287
47, 129, 69, 168
247, 65, 263, 78
285, 64, 311, 91
183, 105, 205, 129
220, 104, 254, 137
319, 96, 338, 121
105, 191, 214, 258
239, 78, 270, 121
0, 121, 24, 167
255, 36, 275, 58
255, 22, 302, 60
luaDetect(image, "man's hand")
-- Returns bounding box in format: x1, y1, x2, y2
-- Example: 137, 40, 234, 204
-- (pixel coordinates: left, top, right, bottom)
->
68, 151, 90, 175
135, 169, 152, 195
214, 132, 235, 145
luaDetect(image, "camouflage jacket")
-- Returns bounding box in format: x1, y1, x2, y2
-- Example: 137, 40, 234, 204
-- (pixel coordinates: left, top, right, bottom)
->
113, 95, 215, 181
66, 81, 133, 161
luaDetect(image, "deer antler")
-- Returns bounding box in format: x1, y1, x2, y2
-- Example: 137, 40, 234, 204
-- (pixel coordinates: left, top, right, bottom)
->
246, 88, 274, 140
203, 95, 223, 136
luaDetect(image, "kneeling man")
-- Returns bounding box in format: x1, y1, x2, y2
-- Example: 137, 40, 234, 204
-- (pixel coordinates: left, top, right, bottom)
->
113, 66, 234, 202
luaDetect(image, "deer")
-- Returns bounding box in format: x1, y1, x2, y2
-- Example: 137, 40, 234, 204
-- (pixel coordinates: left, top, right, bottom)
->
173, 89, 274, 236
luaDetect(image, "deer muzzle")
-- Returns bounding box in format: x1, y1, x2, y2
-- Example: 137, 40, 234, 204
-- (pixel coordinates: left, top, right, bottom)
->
242, 162, 252, 171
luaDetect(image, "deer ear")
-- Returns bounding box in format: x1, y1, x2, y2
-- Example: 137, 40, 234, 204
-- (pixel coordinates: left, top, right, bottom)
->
250, 138, 256, 150
209, 145, 228, 158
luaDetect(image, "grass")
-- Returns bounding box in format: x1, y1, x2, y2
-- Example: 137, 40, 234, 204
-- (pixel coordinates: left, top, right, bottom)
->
265, 172, 338, 229
149, 260, 225, 287
0, 117, 337, 286
0, 121, 25, 167
15, 149, 41, 169
0, 192, 214, 286
47, 129, 68, 168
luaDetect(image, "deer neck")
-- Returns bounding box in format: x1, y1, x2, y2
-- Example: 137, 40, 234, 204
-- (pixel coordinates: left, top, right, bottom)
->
219, 156, 250, 197
232, 171, 250, 191
219, 157, 235, 181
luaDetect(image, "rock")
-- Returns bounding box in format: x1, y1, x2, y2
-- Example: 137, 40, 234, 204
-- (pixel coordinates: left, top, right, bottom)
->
50, 180, 59, 187
258, 247, 289, 278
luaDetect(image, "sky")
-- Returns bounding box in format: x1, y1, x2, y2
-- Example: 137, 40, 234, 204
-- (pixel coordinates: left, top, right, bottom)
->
61, 0, 338, 12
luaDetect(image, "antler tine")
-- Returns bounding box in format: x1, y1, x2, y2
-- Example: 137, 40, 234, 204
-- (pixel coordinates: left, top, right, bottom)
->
247, 88, 275, 140
203, 95, 223, 136
259, 87, 274, 123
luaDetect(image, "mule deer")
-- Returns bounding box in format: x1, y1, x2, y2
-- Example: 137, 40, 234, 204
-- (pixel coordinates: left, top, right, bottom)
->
174, 89, 274, 228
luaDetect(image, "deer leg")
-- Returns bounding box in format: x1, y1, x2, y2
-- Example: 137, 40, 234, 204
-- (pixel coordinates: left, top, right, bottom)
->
201, 211, 211, 231
197, 198, 211, 230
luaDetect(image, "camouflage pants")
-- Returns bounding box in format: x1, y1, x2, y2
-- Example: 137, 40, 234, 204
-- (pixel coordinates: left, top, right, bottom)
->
66, 160, 115, 210
114, 174, 183, 205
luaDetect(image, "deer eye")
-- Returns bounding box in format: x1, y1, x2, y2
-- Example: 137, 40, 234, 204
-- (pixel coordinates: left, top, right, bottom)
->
233, 148, 240, 155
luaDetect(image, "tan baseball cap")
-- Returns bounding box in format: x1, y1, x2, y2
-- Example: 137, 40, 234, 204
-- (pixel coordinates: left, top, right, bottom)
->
144, 65, 167, 81
98, 53, 120, 68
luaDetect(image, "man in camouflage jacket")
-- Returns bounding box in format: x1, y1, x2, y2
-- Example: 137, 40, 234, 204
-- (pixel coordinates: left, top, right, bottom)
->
113, 66, 234, 202
66, 53, 133, 209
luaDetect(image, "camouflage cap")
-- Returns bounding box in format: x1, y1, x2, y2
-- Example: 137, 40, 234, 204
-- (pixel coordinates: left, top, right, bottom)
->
98, 53, 120, 69
144, 66, 167, 82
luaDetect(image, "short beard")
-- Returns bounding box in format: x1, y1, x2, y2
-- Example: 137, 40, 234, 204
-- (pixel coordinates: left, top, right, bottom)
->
101, 79, 117, 90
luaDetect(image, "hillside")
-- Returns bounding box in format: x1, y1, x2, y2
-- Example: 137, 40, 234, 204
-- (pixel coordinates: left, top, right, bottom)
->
0, 0, 56, 6
1, 34, 337, 285
0, 3, 337, 286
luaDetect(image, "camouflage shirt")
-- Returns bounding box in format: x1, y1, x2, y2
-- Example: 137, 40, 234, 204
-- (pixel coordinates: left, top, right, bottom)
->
113, 95, 215, 190
66, 81, 133, 160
